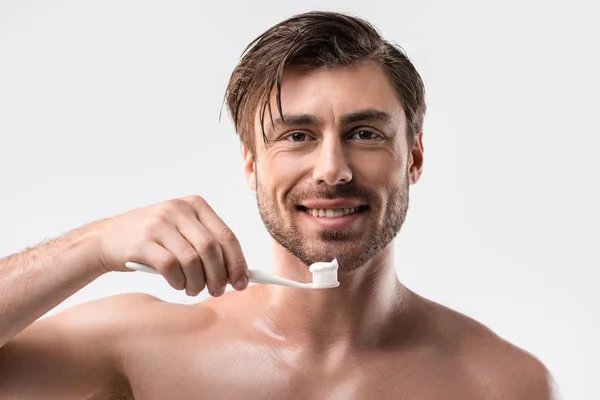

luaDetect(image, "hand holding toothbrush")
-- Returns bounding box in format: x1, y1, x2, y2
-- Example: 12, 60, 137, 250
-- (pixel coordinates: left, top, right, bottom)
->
94, 195, 251, 297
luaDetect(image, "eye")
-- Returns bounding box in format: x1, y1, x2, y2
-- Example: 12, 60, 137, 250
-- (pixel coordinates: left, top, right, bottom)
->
284, 132, 314, 142
349, 129, 383, 140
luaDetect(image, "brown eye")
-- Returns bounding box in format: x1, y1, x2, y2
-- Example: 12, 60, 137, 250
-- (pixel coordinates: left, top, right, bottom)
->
351, 130, 381, 140
285, 132, 311, 141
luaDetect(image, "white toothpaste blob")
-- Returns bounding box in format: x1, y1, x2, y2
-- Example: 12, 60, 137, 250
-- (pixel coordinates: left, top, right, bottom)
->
309, 258, 339, 286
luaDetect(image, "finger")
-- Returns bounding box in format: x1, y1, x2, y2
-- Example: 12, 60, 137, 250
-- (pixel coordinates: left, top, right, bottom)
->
183, 196, 249, 291
172, 220, 209, 297
134, 241, 186, 291
181, 254, 206, 297
155, 224, 204, 295
172, 200, 228, 297
179, 218, 228, 297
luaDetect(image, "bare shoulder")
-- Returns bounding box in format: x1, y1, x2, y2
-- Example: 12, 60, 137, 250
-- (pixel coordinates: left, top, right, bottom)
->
3, 292, 168, 362
0, 293, 169, 399
27, 292, 179, 343
417, 294, 563, 399
47, 292, 218, 342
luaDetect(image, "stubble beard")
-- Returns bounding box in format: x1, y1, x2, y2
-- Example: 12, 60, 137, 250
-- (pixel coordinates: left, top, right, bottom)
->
255, 171, 410, 273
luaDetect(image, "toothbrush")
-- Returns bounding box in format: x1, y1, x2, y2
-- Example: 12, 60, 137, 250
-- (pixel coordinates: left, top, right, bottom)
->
124, 259, 339, 289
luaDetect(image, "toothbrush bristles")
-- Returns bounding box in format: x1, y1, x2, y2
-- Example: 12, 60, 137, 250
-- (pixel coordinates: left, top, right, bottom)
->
313, 270, 337, 284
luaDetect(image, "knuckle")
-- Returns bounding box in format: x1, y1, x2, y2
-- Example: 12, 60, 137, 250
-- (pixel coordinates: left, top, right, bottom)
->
157, 253, 178, 270
197, 237, 218, 254
155, 199, 186, 218
217, 227, 238, 244
154, 202, 174, 218
191, 195, 206, 205
184, 195, 206, 208
179, 248, 200, 266
228, 258, 248, 275
145, 213, 169, 233
168, 198, 189, 212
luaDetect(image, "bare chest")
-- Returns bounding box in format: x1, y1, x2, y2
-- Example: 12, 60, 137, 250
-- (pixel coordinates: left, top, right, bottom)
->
124, 341, 488, 400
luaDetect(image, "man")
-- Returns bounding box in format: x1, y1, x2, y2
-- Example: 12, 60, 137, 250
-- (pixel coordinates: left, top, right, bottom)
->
0, 11, 561, 400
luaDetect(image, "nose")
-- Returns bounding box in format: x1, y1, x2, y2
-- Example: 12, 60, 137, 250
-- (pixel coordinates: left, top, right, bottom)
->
312, 137, 352, 185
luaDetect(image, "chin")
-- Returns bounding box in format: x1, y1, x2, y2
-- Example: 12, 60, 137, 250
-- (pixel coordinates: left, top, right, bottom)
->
302, 242, 369, 269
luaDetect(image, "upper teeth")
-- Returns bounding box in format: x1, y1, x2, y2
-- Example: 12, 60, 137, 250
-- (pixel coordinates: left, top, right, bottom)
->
306, 208, 358, 217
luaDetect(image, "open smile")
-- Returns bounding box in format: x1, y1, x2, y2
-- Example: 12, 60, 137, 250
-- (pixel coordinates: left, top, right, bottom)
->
296, 205, 369, 231
296, 205, 369, 217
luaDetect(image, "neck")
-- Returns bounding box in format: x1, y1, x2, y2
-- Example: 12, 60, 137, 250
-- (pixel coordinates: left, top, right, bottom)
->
253, 242, 414, 354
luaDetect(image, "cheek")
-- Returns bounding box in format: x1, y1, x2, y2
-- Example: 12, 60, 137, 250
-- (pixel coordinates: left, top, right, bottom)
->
354, 150, 404, 183
269, 150, 310, 180
258, 155, 306, 201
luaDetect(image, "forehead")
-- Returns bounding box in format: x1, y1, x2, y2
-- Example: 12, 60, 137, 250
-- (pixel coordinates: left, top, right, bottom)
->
258, 60, 406, 129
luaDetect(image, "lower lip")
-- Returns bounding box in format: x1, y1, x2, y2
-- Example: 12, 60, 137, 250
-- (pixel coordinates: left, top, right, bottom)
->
299, 209, 364, 230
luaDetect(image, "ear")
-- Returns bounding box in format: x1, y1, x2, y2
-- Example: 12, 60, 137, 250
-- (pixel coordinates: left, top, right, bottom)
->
242, 145, 257, 191
408, 131, 424, 185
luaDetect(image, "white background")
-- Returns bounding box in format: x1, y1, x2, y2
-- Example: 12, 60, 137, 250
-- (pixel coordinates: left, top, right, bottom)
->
1, 0, 597, 398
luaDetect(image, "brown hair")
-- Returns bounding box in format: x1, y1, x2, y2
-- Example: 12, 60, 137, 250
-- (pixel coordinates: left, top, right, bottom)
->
224, 11, 426, 154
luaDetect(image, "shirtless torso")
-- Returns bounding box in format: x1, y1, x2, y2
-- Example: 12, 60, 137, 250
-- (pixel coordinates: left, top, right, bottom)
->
0, 10, 563, 400
1, 286, 554, 400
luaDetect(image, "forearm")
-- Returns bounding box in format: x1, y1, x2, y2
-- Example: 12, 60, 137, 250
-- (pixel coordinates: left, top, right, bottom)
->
0, 228, 105, 347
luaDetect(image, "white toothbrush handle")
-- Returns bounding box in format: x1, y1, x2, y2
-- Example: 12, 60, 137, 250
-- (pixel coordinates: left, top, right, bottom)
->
125, 262, 312, 289
125, 262, 162, 275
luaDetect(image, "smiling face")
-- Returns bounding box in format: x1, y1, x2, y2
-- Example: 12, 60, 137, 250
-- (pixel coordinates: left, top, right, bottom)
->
243, 61, 424, 272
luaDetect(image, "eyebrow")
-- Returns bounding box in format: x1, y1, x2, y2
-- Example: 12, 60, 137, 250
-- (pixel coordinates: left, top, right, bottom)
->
269, 108, 393, 130
341, 109, 392, 125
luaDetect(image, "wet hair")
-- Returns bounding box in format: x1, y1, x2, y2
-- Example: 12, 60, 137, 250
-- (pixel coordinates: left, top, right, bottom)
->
224, 11, 426, 154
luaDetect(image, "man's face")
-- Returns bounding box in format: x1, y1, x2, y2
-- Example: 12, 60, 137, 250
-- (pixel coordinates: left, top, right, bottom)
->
243, 61, 423, 273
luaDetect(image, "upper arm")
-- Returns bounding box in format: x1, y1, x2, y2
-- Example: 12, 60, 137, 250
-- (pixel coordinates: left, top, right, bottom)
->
0, 293, 156, 400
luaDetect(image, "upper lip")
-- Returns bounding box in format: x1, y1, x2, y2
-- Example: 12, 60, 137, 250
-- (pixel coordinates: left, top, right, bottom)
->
299, 199, 365, 209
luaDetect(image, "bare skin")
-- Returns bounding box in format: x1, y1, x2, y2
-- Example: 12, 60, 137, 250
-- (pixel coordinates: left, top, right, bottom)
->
0, 62, 562, 399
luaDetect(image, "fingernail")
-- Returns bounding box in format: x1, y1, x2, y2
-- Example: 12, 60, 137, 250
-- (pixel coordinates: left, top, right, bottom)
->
236, 276, 248, 289
215, 288, 225, 297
